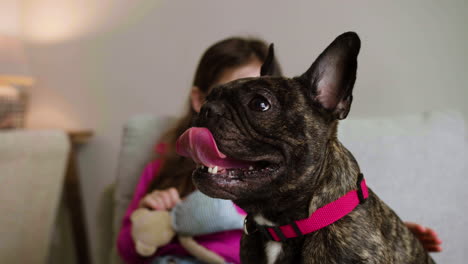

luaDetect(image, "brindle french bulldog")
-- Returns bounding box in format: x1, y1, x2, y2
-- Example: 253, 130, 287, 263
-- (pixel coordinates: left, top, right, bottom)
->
177, 32, 435, 263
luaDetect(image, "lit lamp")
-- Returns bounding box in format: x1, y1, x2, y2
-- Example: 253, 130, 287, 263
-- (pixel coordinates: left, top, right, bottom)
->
0, 35, 34, 128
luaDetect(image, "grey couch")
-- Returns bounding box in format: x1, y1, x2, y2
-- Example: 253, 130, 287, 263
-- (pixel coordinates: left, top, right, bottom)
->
109, 111, 467, 264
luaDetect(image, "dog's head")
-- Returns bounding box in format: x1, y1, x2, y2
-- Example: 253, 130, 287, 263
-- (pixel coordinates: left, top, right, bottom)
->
177, 32, 360, 205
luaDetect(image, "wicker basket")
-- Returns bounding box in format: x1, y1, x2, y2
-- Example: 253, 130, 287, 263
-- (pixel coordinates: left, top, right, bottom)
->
0, 84, 27, 129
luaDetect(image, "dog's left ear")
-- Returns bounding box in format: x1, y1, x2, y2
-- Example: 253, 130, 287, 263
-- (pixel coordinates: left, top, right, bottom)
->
260, 44, 281, 76
301, 32, 361, 119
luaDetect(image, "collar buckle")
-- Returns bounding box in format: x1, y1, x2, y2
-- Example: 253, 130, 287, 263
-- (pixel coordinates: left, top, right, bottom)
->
356, 173, 366, 204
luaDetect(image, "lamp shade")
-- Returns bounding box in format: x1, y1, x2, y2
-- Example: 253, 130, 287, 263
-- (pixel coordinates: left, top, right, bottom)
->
0, 35, 34, 86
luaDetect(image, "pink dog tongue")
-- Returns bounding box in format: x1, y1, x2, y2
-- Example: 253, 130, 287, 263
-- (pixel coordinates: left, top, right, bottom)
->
176, 127, 252, 169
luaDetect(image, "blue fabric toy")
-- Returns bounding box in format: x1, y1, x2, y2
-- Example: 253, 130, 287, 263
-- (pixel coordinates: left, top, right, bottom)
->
171, 190, 244, 236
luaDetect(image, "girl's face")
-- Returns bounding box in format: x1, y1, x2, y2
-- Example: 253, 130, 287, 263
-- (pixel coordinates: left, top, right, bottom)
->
214, 58, 263, 86
191, 58, 263, 113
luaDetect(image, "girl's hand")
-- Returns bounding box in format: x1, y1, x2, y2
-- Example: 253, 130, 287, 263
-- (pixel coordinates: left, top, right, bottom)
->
405, 222, 443, 252
138, 187, 181, 211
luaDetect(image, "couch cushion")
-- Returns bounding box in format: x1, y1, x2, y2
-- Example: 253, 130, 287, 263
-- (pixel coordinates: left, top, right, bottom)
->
113, 115, 173, 250
339, 111, 467, 263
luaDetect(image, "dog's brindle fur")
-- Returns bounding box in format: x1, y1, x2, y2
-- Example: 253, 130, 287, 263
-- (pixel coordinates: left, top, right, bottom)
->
193, 32, 435, 263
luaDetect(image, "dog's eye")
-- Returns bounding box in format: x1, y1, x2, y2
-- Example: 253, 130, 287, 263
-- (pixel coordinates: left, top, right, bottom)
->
248, 95, 270, 112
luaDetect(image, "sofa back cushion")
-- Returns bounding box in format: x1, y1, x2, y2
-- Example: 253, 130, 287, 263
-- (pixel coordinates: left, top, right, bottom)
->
339, 111, 466, 263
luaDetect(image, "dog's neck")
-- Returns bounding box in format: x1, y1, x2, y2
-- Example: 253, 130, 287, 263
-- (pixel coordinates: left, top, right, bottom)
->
237, 137, 360, 226
307, 139, 361, 213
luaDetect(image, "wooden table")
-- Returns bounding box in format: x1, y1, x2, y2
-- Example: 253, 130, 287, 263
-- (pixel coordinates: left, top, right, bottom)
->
65, 131, 93, 264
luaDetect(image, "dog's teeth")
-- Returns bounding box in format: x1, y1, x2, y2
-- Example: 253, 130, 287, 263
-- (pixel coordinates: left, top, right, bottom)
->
249, 166, 253, 171
207, 166, 218, 174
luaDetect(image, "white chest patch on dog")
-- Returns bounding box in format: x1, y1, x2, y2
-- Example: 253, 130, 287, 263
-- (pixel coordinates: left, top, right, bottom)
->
254, 215, 282, 264
264, 241, 282, 264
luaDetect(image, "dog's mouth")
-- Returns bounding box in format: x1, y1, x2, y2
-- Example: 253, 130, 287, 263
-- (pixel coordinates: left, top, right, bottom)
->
176, 127, 282, 199
194, 159, 279, 179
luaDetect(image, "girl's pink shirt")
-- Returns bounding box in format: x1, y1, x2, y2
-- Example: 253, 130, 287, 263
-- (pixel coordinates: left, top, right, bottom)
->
116, 143, 245, 264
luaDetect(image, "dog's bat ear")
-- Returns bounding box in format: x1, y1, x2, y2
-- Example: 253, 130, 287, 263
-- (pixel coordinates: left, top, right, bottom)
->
261, 44, 281, 76
301, 32, 361, 120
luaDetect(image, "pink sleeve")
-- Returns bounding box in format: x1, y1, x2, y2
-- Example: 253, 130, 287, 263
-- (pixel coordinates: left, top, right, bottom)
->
235, 205, 247, 216
116, 160, 163, 264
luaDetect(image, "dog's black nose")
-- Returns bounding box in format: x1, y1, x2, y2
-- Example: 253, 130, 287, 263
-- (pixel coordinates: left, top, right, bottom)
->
201, 102, 224, 118
199, 102, 225, 125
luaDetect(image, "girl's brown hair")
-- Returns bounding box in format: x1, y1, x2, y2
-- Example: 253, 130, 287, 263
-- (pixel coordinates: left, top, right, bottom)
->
148, 36, 282, 197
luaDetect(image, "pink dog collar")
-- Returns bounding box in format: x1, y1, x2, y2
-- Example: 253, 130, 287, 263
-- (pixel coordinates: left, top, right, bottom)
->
244, 173, 369, 241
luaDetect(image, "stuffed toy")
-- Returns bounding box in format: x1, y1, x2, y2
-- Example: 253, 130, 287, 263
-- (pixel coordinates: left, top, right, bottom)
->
130, 190, 244, 264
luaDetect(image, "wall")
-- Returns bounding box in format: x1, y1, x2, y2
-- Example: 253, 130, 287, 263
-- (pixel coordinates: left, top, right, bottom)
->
15, 0, 468, 263
0, 0, 21, 36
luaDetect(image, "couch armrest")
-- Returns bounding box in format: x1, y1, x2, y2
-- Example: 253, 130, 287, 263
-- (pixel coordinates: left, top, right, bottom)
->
0, 130, 70, 264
